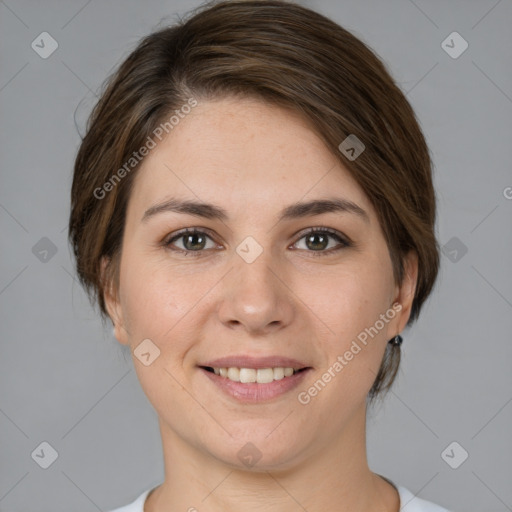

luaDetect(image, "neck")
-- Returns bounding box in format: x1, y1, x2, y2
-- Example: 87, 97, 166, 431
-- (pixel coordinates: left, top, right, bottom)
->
145, 404, 398, 512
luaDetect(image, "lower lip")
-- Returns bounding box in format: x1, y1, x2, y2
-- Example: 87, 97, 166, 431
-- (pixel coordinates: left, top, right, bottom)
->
199, 367, 311, 403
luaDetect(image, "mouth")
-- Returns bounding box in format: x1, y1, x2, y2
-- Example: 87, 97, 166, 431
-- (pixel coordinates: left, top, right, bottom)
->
200, 365, 310, 383
198, 365, 312, 403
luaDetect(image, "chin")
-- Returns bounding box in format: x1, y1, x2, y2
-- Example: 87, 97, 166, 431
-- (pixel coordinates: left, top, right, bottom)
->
204, 431, 308, 472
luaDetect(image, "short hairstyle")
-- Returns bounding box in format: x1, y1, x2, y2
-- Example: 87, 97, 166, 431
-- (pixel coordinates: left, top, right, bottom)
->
68, 0, 440, 401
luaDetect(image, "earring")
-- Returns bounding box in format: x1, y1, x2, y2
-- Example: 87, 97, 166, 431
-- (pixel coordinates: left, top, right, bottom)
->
389, 334, 403, 346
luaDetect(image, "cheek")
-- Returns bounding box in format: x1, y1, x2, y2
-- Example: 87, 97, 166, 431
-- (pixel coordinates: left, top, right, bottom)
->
121, 262, 198, 341
306, 259, 395, 387
312, 259, 394, 337
118, 256, 202, 405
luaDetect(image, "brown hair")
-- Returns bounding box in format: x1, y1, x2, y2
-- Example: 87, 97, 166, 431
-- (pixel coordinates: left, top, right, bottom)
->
68, 0, 440, 401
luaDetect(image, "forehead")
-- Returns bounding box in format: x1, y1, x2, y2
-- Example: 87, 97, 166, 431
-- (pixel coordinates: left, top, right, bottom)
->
127, 97, 374, 222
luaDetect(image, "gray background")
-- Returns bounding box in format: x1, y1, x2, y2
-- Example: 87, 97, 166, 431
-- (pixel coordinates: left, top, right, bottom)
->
1, 0, 511, 510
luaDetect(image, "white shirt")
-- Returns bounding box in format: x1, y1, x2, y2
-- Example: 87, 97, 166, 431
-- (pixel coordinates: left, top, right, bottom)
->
107, 484, 452, 511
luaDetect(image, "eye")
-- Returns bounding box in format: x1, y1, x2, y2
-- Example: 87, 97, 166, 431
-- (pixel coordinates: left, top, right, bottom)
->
163, 228, 219, 256
163, 226, 351, 257
292, 227, 351, 255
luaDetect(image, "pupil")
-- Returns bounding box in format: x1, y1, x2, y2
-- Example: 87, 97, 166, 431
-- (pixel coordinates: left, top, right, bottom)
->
307, 233, 327, 250
185, 233, 205, 250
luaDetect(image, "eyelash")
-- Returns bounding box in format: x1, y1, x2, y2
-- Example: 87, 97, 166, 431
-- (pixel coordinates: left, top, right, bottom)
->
162, 227, 352, 257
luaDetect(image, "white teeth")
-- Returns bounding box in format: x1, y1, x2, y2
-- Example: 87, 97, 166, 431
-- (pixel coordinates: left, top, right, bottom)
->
256, 368, 274, 384
273, 367, 285, 380
227, 367, 240, 381
209, 367, 300, 383
239, 368, 255, 383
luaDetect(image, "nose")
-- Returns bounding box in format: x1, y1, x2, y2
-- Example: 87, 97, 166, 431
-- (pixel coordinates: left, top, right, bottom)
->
216, 243, 295, 335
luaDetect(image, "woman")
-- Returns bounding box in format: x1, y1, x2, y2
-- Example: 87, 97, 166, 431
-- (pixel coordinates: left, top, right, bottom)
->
68, 1, 450, 510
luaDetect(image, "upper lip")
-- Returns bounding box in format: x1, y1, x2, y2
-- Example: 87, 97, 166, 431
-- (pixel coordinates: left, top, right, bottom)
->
200, 355, 311, 370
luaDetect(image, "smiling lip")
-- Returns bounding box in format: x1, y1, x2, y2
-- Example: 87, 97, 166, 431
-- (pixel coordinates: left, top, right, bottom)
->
200, 355, 310, 370
200, 366, 312, 403
198, 356, 312, 403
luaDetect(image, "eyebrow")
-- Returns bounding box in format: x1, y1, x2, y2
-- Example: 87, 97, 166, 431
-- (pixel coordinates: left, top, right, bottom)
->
141, 197, 370, 224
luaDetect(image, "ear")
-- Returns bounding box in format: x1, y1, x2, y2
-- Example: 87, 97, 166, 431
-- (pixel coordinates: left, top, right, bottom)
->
100, 256, 129, 345
391, 250, 418, 334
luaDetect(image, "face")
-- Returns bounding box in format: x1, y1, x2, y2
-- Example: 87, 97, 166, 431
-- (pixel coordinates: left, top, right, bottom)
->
104, 96, 417, 470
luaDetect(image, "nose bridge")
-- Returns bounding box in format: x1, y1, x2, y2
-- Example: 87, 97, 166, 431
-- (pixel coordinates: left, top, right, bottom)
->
217, 234, 293, 332
233, 234, 279, 304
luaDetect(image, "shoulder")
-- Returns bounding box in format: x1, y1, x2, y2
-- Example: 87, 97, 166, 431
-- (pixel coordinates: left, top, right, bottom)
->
397, 485, 452, 512
105, 488, 153, 512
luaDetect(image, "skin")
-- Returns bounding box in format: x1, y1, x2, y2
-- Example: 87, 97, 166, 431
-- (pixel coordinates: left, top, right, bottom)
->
103, 96, 418, 512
